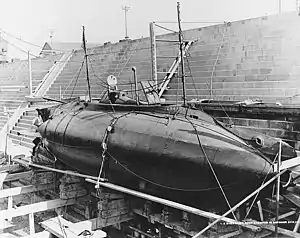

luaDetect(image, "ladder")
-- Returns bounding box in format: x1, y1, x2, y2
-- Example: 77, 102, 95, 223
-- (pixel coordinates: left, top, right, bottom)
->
158, 40, 193, 98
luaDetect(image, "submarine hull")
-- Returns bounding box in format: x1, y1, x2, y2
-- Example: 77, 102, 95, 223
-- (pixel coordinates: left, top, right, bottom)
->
37, 109, 274, 210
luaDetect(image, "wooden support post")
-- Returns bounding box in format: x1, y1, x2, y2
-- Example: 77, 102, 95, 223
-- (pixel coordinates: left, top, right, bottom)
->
7, 196, 13, 222
29, 212, 35, 235
149, 22, 157, 90
257, 200, 264, 221
0, 173, 8, 189
275, 140, 282, 237
293, 214, 300, 232
0, 198, 76, 219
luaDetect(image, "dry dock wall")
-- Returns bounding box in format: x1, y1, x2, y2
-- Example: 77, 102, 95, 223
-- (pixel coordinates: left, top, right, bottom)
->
46, 11, 300, 105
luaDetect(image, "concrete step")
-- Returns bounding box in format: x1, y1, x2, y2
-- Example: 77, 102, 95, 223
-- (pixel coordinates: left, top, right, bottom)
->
25, 111, 38, 117
10, 130, 36, 139
9, 133, 34, 144
21, 115, 36, 121
11, 139, 34, 149
18, 118, 33, 125
12, 126, 31, 131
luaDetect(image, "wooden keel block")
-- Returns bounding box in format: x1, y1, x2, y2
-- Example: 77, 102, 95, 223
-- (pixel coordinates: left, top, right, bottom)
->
98, 207, 130, 219
32, 171, 55, 185
92, 213, 133, 229
60, 188, 87, 200
97, 198, 128, 211
59, 183, 85, 192
60, 173, 82, 184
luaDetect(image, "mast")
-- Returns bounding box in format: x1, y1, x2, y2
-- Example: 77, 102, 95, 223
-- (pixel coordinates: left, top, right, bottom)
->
177, 2, 186, 106
82, 26, 92, 102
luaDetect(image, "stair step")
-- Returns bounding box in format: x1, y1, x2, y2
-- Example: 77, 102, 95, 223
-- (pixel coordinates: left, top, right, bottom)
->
25, 111, 38, 117
22, 115, 36, 121
12, 126, 30, 131
10, 130, 36, 139
16, 123, 31, 129
11, 139, 34, 149
18, 119, 33, 124
9, 134, 33, 144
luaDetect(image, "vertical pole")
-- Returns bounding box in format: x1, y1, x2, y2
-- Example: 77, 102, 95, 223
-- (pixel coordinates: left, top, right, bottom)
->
132, 67, 139, 105
82, 26, 92, 102
4, 109, 9, 160
28, 51, 33, 96
275, 140, 282, 237
149, 22, 157, 90
7, 196, 13, 222
122, 6, 130, 39
177, 2, 186, 106
29, 213, 35, 234
279, 0, 282, 13
59, 85, 62, 100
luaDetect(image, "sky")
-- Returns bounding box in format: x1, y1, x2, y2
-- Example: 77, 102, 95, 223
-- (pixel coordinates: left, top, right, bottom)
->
0, 0, 297, 59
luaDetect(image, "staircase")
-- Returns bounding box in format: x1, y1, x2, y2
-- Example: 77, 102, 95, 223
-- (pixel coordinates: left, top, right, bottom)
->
9, 110, 37, 148
3, 53, 73, 151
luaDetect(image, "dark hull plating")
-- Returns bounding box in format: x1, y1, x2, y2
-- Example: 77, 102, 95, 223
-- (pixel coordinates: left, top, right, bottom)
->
37, 106, 274, 210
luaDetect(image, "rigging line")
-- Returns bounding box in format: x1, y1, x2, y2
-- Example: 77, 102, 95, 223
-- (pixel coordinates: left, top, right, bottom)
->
244, 152, 278, 220
1, 36, 39, 57
153, 23, 177, 33
69, 61, 84, 99
87, 43, 178, 57
210, 24, 234, 125
0, 28, 74, 53
175, 70, 180, 105
107, 151, 240, 192
62, 60, 85, 96
87, 57, 110, 87
185, 117, 237, 220
154, 21, 225, 24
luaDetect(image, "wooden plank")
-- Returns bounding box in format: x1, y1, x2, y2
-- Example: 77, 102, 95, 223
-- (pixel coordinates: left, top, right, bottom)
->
3, 171, 33, 182
29, 212, 35, 235
0, 173, 8, 188
41, 217, 107, 238
0, 164, 23, 173
22, 230, 53, 238
0, 184, 51, 199
270, 210, 297, 222
274, 156, 300, 172
0, 198, 76, 219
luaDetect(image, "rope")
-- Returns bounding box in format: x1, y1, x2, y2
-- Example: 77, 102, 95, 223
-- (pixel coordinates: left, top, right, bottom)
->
244, 152, 277, 220
107, 151, 240, 192
69, 61, 85, 99
185, 116, 237, 220
153, 23, 177, 33
62, 60, 85, 97
208, 23, 234, 125
95, 112, 132, 188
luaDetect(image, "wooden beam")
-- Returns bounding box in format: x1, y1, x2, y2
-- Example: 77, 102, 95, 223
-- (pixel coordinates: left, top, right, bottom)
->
0, 198, 76, 219
22, 230, 53, 238
294, 214, 300, 232
29, 212, 35, 235
0, 173, 8, 188
86, 179, 260, 232
270, 210, 297, 222
41, 217, 107, 238
257, 200, 264, 222
0, 184, 52, 199
0, 164, 23, 173
3, 171, 33, 182
273, 156, 300, 172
